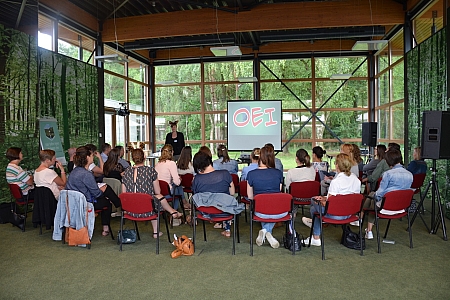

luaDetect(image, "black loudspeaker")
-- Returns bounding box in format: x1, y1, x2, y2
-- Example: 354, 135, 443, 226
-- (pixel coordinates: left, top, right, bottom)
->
421, 111, 450, 159
362, 122, 377, 147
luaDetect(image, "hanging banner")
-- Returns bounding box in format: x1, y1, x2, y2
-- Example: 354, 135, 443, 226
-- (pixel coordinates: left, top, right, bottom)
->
39, 118, 67, 165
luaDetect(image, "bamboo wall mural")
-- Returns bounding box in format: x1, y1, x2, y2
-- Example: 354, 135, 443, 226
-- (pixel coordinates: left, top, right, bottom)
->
0, 25, 99, 202
406, 27, 449, 218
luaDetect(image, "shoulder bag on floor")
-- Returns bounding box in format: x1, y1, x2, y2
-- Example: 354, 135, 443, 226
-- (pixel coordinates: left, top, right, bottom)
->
171, 235, 194, 258
282, 231, 303, 252
341, 225, 365, 250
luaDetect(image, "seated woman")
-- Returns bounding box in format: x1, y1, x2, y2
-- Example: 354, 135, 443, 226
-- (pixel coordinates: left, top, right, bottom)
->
103, 148, 125, 181
177, 146, 194, 175
352, 144, 364, 174
285, 148, 316, 191
213, 144, 238, 174
155, 144, 189, 209
122, 149, 182, 238
240, 148, 260, 181
341, 143, 359, 177
5, 147, 35, 199
312, 146, 329, 174
302, 153, 361, 246
246, 145, 284, 249
407, 146, 427, 175
363, 144, 386, 176
362, 149, 413, 239
66, 146, 122, 236
192, 151, 236, 237
34, 149, 66, 199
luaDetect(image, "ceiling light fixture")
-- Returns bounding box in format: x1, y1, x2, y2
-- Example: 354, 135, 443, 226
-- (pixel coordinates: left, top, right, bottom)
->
94, 53, 129, 63
156, 80, 179, 86
210, 46, 242, 56
352, 40, 388, 51
238, 76, 258, 83
330, 74, 351, 80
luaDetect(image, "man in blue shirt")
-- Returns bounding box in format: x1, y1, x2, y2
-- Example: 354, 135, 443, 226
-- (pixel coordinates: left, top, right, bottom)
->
363, 149, 413, 239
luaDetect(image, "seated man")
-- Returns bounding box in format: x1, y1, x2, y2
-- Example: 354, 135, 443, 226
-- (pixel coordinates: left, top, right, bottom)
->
362, 149, 413, 239
407, 146, 427, 175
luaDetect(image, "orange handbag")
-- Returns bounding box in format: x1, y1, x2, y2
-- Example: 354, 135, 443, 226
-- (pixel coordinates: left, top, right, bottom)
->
171, 235, 194, 258
65, 193, 91, 246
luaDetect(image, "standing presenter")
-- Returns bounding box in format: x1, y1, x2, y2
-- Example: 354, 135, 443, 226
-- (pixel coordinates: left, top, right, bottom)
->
165, 120, 185, 161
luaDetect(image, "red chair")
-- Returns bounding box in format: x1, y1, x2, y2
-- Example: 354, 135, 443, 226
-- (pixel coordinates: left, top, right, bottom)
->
192, 202, 239, 255
119, 193, 170, 254
250, 193, 294, 256
8, 184, 34, 232
309, 193, 364, 260
373, 189, 415, 253
315, 172, 320, 182
159, 180, 186, 225
180, 173, 194, 199
238, 180, 250, 222
289, 181, 320, 216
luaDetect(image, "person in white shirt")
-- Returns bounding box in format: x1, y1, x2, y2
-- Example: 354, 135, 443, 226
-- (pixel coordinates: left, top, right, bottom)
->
302, 153, 361, 246
100, 143, 111, 163
34, 149, 66, 199
285, 148, 316, 190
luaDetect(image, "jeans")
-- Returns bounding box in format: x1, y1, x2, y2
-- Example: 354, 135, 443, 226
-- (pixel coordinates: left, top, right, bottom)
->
254, 212, 288, 233
309, 199, 349, 236
165, 185, 185, 210
200, 212, 231, 230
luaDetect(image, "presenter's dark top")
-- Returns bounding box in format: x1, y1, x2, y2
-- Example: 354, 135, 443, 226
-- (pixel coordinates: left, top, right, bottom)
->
165, 131, 185, 156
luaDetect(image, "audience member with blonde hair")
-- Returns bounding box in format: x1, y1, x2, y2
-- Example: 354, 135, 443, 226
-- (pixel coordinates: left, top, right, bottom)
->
34, 149, 66, 199
302, 153, 361, 246
122, 148, 182, 238
340, 143, 359, 177
155, 144, 189, 209
240, 147, 260, 181
213, 144, 238, 174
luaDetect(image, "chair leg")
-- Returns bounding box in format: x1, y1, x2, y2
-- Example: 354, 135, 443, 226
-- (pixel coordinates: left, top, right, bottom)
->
109, 224, 114, 240
383, 219, 391, 239
135, 221, 141, 240
407, 213, 413, 248
250, 213, 253, 256
156, 214, 160, 255
39, 223, 43, 235
358, 222, 364, 256
291, 218, 295, 256
192, 211, 197, 253
319, 214, 325, 260
232, 216, 236, 255
162, 213, 171, 243
308, 215, 315, 247
244, 205, 248, 223
119, 216, 124, 251
202, 220, 207, 241
375, 211, 381, 253
236, 215, 240, 244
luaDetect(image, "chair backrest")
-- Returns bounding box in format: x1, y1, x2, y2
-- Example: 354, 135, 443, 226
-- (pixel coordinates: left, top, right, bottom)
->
411, 173, 426, 190
239, 180, 248, 198
8, 184, 24, 201
253, 193, 292, 215
120, 192, 154, 214
158, 180, 171, 197
103, 178, 122, 195
231, 174, 239, 193
289, 181, 320, 199
315, 172, 320, 182
180, 173, 194, 189
325, 194, 364, 217
380, 189, 415, 211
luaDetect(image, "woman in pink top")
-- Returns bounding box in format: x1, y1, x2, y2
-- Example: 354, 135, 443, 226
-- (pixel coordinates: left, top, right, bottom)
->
155, 144, 189, 209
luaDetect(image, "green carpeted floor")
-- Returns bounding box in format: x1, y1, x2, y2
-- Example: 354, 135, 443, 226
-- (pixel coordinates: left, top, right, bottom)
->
1, 206, 449, 300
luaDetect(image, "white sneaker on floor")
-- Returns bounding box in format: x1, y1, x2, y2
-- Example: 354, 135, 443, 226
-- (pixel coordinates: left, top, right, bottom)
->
302, 217, 312, 228
256, 229, 267, 246
350, 220, 360, 226
302, 237, 321, 246
265, 232, 280, 249
365, 228, 373, 240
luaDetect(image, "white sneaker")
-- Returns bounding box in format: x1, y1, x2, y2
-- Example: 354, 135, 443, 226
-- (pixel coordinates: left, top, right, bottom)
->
302, 217, 313, 228
350, 220, 360, 226
303, 237, 321, 246
256, 229, 267, 246
265, 232, 280, 249
365, 228, 373, 240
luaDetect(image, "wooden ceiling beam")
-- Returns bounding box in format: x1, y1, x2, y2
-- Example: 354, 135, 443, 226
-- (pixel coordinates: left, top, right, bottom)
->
153, 40, 358, 60
40, 0, 98, 32
102, 0, 405, 42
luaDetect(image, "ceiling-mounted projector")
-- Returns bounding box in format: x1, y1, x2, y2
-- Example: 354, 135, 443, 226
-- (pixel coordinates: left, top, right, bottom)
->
116, 103, 130, 116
